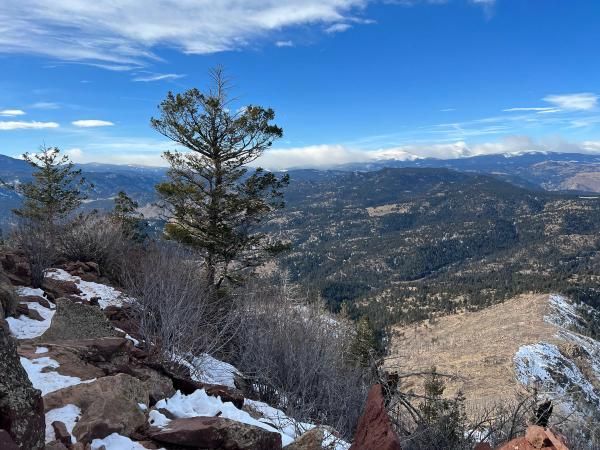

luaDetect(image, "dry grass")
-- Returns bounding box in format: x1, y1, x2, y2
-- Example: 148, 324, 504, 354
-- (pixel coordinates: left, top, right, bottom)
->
386, 294, 563, 411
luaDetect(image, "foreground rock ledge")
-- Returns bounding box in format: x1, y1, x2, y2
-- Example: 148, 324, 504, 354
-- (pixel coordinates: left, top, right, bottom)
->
149, 416, 283, 450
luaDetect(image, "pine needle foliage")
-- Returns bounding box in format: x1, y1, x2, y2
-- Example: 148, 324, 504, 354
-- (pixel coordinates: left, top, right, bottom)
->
151, 67, 289, 288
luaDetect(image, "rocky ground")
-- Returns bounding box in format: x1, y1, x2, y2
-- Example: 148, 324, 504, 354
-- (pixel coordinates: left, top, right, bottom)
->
0, 251, 574, 449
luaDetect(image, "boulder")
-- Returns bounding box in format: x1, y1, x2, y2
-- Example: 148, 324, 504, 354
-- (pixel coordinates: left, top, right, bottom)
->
42, 277, 82, 299
52, 420, 73, 446
349, 384, 401, 450
283, 427, 324, 450
150, 416, 282, 450
43, 373, 149, 443
19, 295, 52, 308
39, 298, 118, 342
495, 426, 570, 450
61, 261, 101, 282
0, 323, 45, 450
0, 269, 17, 318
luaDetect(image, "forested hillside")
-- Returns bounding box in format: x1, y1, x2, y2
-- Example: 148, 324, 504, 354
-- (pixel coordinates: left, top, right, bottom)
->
271, 168, 600, 330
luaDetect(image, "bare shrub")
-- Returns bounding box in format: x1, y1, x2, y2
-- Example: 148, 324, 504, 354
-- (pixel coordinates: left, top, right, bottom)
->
124, 243, 238, 375
233, 274, 372, 439
11, 220, 58, 287
60, 213, 129, 280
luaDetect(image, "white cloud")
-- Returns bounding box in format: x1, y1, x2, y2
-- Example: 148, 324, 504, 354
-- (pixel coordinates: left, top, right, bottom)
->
31, 102, 60, 110
255, 135, 600, 169
0, 1, 368, 67
543, 93, 598, 111
275, 40, 294, 47
0, 121, 59, 130
132, 73, 185, 82
0, 109, 26, 116
71, 120, 115, 128
325, 23, 352, 33
503, 107, 556, 112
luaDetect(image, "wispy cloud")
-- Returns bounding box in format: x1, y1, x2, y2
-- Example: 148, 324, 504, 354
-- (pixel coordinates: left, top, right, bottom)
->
543, 93, 598, 111
325, 23, 352, 33
0, 109, 26, 116
31, 102, 60, 110
72, 119, 114, 128
132, 72, 186, 82
275, 40, 294, 47
0, 121, 59, 130
503, 107, 556, 112
0, 1, 369, 68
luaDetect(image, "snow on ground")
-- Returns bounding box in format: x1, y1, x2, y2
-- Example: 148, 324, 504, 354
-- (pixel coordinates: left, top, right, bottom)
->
6, 301, 55, 339
45, 269, 131, 309
114, 327, 140, 346
177, 353, 239, 389
45, 404, 81, 443
152, 389, 295, 446
91, 433, 159, 450
246, 399, 350, 450
20, 356, 95, 396
16, 286, 46, 297
35, 346, 49, 354
514, 342, 600, 413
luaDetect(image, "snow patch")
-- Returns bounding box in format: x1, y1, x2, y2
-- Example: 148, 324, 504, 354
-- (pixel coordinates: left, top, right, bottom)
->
45, 404, 81, 443
20, 356, 95, 396
514, 342, 600, 413
91, 433, 155, 450
35, 346, 49, 354
45, 269, 131, 309
153, 389, 294, 446
178, 354, 239, 389
16, 286, 46, 297
7, 302, 55, 339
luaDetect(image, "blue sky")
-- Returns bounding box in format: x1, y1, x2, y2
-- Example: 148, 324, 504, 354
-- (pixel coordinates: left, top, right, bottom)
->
1, 0, 600, 168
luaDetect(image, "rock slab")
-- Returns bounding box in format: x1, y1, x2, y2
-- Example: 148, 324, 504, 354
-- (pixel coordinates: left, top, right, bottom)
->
349, 384, 401, 450
150, 416, 282, 450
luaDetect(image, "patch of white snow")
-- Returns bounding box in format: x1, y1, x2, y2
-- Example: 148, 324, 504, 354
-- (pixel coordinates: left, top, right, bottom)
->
91, 433, 154, 450
45, 404, 81, 443
7, 302, 55, 339
20, 356, 95, 396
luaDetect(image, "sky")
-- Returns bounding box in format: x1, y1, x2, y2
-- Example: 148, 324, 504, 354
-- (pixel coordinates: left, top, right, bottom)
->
1, 0, 600, 169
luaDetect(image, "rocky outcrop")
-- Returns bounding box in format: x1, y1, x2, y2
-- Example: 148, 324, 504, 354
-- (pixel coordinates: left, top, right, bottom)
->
349, 384, 401, 450
60, 261, 101, 282
0, 268, 17, 318
0, 322, 45, 449
41, 278, 82, 301
44, 373, 149, 443
0, 251, 31, 286
39, 298, 118, 342
149, 416, 283, 450
495, 426, 569, 450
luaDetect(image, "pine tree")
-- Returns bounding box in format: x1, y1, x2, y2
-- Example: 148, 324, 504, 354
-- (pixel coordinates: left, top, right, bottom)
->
351, 315, 377, 367
14, 147, 87, 228
151, 67, 289, 289
12, 147, 88, 286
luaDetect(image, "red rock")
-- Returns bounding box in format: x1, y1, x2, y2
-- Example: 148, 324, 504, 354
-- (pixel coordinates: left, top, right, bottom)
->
545, 429, 569, 450
52, 420, 72, 446
526, 425, 551, 449
349, 384, 402, 450
42, 277, 82, 299
19, 295, 52, 308
149, 416, 282, 449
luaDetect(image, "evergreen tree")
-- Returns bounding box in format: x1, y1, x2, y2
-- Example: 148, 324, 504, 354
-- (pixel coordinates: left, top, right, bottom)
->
351, 315, 377, 367
111, 191, 147, 241
14, 147, 87, 228
151, 67, 289, 288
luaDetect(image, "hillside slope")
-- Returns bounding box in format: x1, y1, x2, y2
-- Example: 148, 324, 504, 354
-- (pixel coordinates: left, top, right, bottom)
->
272, 168, 600, 327
386, 293, 600, 422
